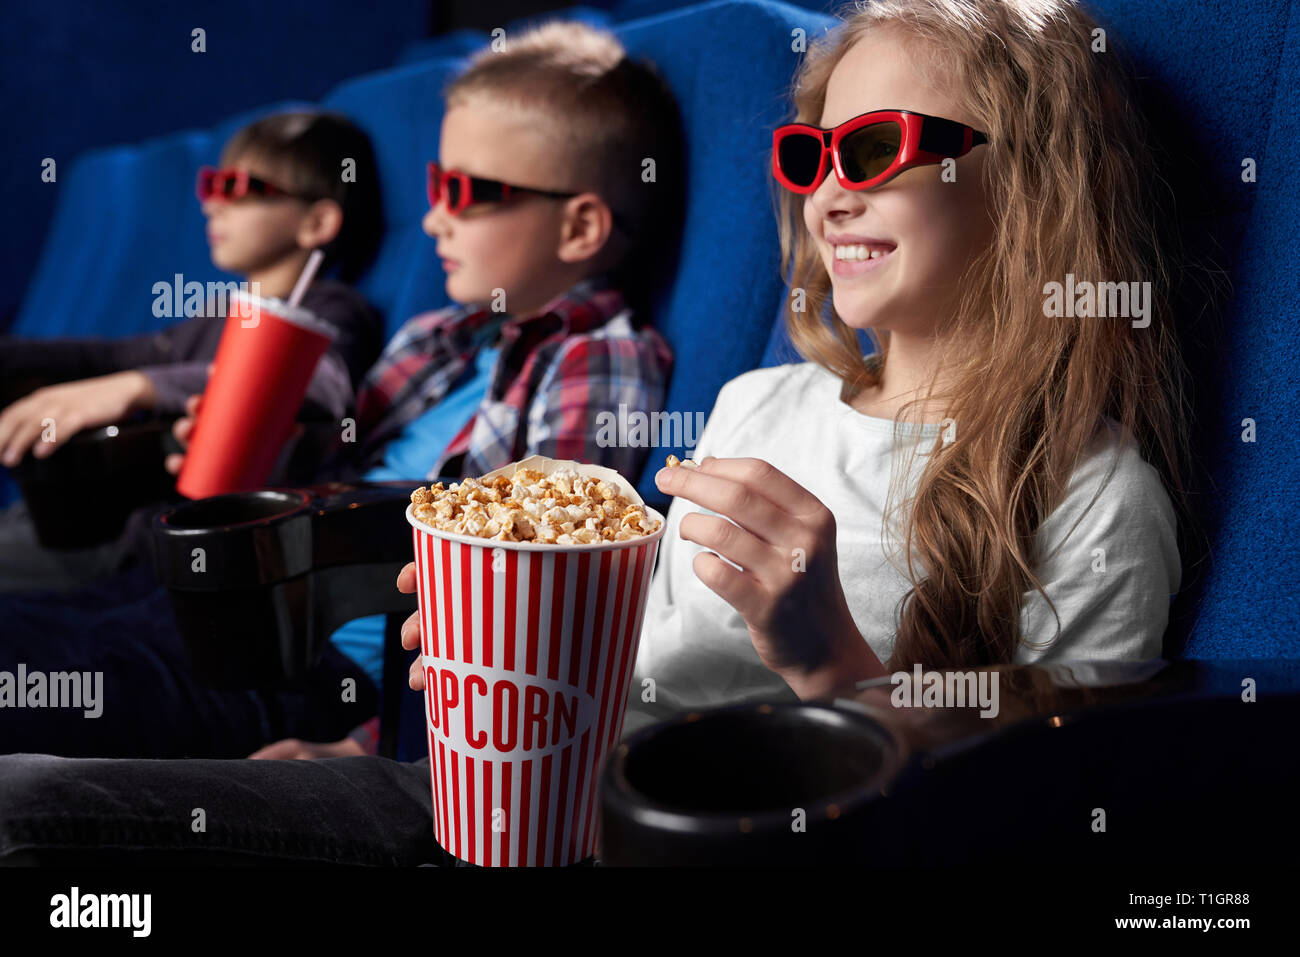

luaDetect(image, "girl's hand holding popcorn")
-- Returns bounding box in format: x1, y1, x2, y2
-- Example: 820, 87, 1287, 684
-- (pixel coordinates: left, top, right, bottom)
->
655, 456, 887, 699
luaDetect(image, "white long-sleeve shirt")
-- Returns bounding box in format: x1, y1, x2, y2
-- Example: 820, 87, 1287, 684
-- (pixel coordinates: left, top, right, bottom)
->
621, 361, 1180, 739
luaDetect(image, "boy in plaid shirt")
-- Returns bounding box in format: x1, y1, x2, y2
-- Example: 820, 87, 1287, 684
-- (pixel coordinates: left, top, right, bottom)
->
346, 272, 669, 485
282, 20, 683, 496
249, 22, 685, 756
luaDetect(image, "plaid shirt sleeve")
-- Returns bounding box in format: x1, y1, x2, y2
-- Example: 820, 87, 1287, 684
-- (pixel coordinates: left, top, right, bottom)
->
524, 322, 673, 480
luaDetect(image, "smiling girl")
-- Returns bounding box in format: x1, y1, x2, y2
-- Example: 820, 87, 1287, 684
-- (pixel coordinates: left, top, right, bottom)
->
617, 0, 1197, 725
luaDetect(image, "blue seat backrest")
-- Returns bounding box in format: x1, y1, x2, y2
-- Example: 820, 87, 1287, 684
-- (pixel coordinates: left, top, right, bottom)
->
615, 0, 837, 21
395, 29, 492, 66
11, 103, 304, 340
394, 7, 615, 66
392, 1, 839, 66
1115, 0, 1300, 659
320, 57, 471, 335
615, 0, 836, 503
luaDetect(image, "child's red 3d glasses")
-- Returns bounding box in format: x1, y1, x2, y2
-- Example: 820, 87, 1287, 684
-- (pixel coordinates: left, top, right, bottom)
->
426, 161, 578, 216
196, 166, 302, 203
772, 109, 988, 194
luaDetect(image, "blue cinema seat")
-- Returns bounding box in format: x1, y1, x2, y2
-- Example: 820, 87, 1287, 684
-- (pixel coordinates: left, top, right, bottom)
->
394, 7, 612, 65
1046, 0, 1298, 661
391, 0, 839, 65
319, 57, 470, 333
1107, 0, 1300, 660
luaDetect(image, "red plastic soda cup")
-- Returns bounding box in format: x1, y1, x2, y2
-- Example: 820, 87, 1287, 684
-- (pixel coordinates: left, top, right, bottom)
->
406, 483, 666, 867
177, 291, 334, 499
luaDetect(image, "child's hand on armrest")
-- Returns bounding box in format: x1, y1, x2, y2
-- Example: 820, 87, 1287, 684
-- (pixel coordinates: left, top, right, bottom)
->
0, 371, 157, 466
248, 736, 366, 760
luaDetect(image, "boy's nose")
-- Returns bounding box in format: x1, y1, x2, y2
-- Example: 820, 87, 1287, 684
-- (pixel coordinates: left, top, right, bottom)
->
422, 203, 446, 237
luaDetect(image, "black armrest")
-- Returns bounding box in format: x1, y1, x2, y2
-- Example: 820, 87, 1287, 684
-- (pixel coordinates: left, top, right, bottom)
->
11, 417, 180, 549
152, 480, 442, 758
0, 373, 65, 408
280, 419, 349, 485
600, 660, 1300, 866
151, 480, 435, 690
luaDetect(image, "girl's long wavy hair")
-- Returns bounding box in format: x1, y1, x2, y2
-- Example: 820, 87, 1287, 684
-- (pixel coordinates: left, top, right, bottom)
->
775, 0, 1205, 670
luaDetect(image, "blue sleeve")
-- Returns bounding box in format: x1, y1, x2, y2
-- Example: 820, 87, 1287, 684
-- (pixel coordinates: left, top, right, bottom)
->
329, 614, 386, 690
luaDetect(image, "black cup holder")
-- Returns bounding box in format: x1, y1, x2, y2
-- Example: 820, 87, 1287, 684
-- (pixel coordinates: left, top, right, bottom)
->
162, 490, 309, 530
11, 417, 179, 549
599, 702, 905, 865
153, 482, 424, 689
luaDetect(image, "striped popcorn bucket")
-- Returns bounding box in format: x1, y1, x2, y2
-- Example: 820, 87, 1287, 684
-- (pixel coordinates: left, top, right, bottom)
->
406, 503, 666, 866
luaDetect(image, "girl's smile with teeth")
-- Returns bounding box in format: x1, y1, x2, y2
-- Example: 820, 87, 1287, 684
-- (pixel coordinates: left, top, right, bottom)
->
830, 241, 896, 275
834, 243, 893, 260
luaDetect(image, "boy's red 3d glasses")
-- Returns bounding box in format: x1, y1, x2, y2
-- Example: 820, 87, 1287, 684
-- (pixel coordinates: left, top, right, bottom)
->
426, 161, 578, 216
196, 166, 304, 203
772, 109, 988, 194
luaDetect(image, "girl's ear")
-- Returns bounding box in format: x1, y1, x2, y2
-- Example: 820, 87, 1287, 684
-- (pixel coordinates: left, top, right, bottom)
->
298, 198, 344, 250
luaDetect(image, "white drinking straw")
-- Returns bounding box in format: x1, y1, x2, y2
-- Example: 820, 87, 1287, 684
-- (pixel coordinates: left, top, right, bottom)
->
287, 249, 325, 308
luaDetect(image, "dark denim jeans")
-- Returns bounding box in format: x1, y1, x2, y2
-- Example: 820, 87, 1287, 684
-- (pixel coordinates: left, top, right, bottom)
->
0, 752, 600, 867
0, 752, 446, 866
0, 500, 128, 594
0, 561, 379, 759
0, 745, 605, 866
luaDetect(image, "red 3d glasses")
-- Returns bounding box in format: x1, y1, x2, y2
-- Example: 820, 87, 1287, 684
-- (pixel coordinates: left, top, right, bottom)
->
426, 161, 578, 216
196, 166, 302, 203
773, 109, 988, 194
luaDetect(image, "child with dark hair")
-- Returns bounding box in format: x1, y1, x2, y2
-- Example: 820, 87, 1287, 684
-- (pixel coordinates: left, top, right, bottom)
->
220, 109, 385, 286
0, 109, 386, 591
